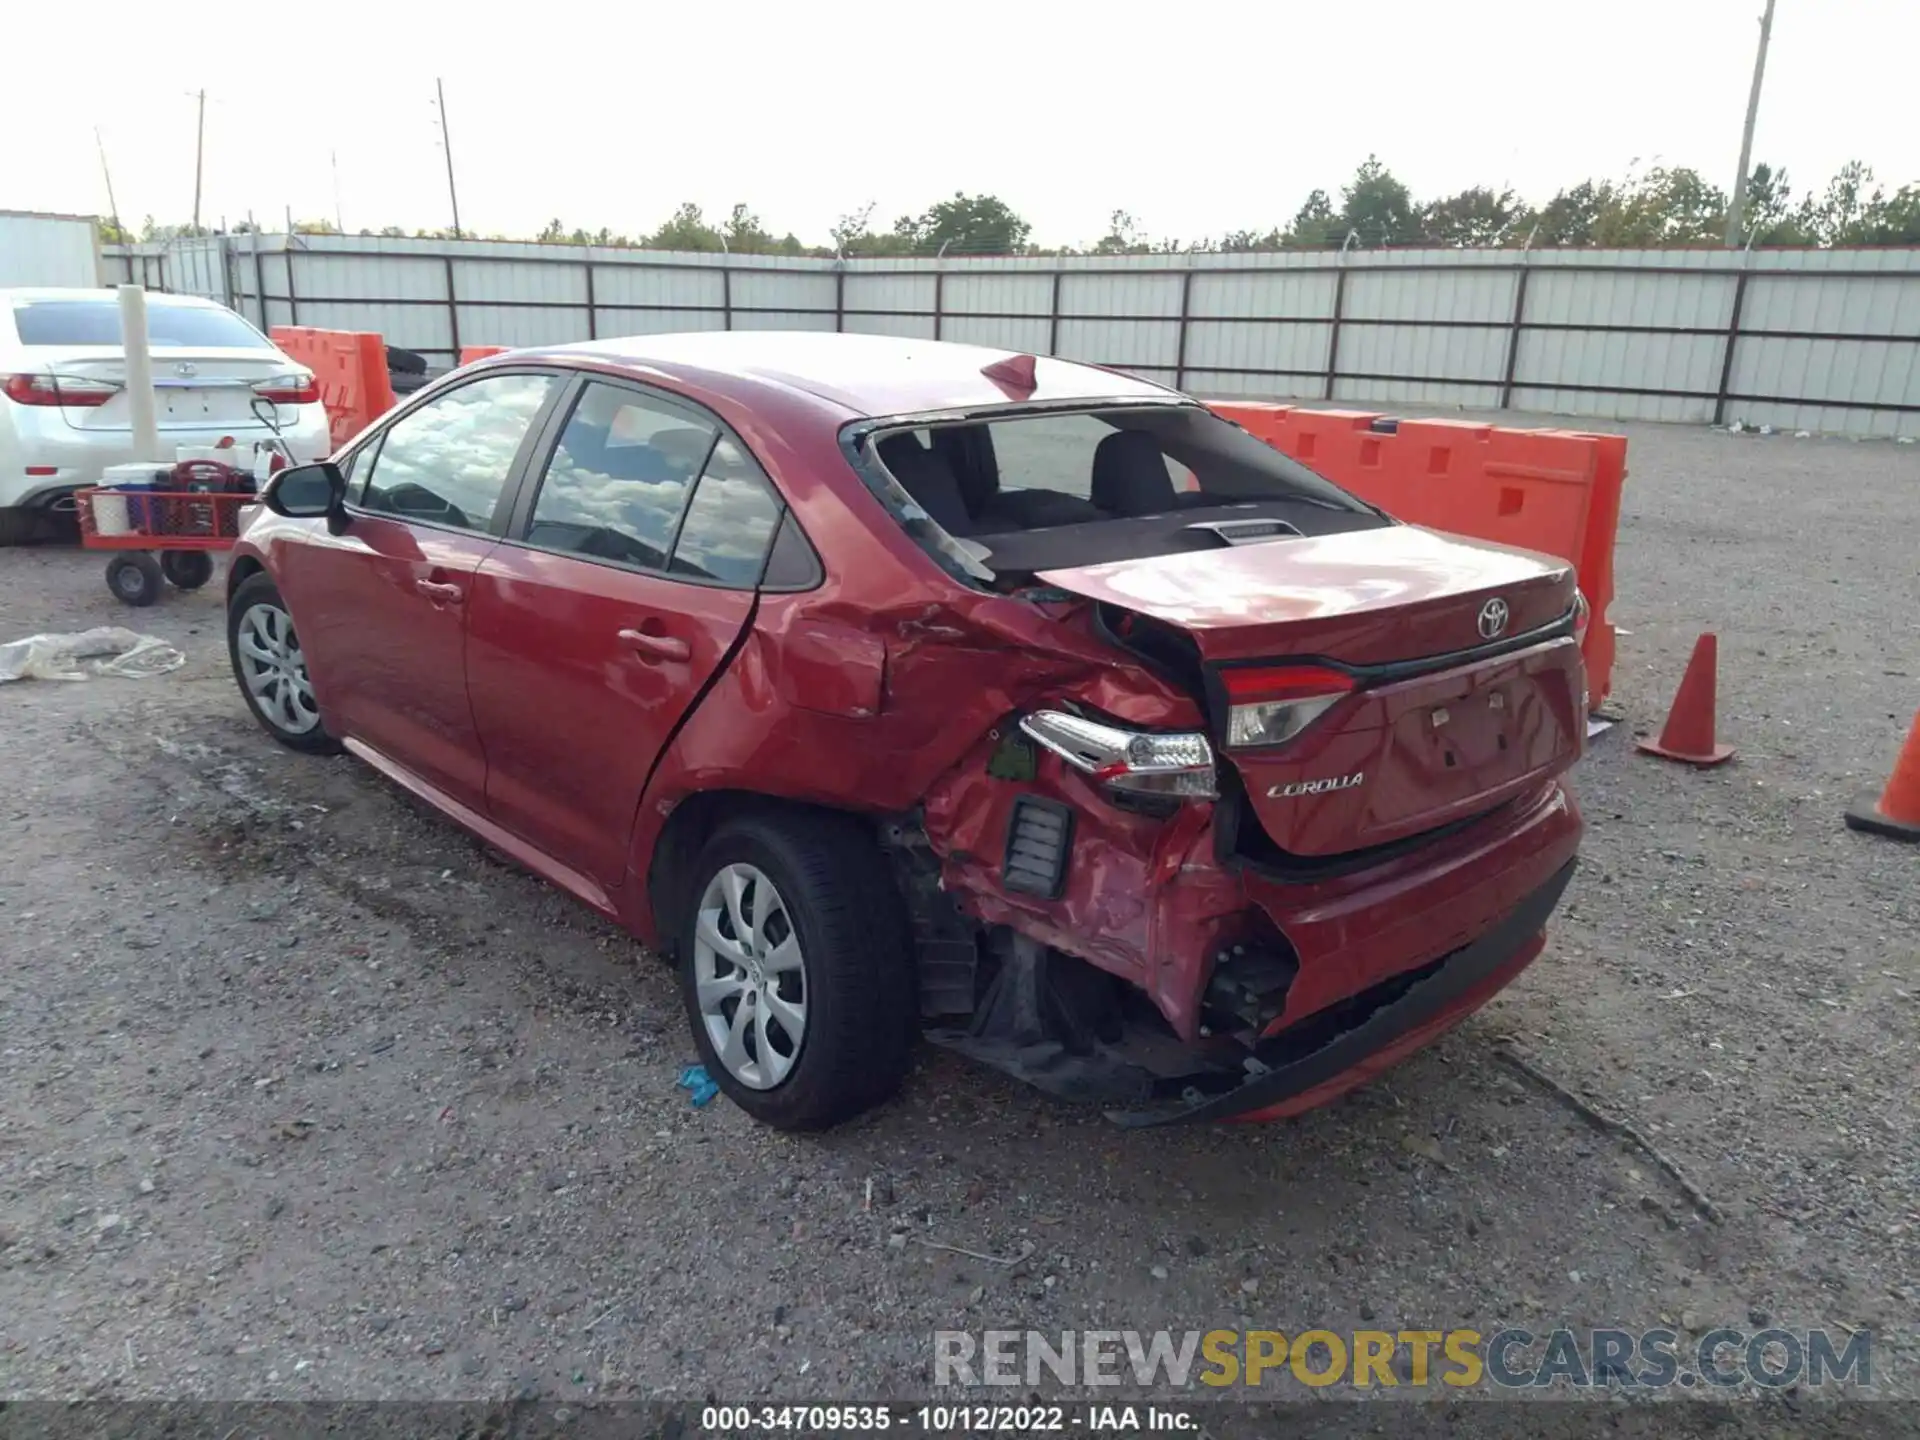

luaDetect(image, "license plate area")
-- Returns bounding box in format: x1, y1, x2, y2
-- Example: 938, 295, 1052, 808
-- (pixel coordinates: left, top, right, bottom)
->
157, 383, 253, 423
1412, 682, 1520, 775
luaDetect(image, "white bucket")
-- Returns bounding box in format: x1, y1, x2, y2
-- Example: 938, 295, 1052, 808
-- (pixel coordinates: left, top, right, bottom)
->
92, 493, 132, 535
95, 463, 166, 539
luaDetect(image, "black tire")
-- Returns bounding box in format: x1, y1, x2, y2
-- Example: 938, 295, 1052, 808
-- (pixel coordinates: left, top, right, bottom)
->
0, 507, 43, 547
679, 809, 915, 1131
227, 571, 342, 755
385, 345, 428, 375
161, 550, 215, 590
106, 552, 164, 607
389, 369, 431, 396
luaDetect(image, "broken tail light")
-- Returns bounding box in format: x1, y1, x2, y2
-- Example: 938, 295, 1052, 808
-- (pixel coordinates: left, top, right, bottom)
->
1572, 590, 1591, 714
1220, 664, 1356, 750
1019, 710, 1217, 799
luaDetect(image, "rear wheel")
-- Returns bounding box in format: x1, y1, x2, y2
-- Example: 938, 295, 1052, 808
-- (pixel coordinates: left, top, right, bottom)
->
106, 553, 164, 607
227, 572, 341, 754
0, 508, 43, 547
161, 550, 215, 591
680, 809, 915, 1130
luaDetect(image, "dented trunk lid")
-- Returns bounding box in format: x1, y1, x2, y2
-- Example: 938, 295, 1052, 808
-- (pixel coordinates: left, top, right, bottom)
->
1038, 525, 1584, 856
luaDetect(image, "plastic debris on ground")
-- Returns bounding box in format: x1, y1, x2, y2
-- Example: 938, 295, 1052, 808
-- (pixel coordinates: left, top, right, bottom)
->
0, 627, 187, 684
676, 1064, 720, 1107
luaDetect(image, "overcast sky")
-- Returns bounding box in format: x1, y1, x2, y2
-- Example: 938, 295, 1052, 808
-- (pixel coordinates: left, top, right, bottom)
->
7, 0, 1914, 247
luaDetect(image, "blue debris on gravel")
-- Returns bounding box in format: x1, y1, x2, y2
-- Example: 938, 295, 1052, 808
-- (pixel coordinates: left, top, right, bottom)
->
676, 1064, 719, 1107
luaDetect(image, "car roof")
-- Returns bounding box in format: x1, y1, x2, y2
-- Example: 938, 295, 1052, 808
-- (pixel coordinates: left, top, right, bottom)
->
1, 287, 225, 307
513, 331, 1181, 422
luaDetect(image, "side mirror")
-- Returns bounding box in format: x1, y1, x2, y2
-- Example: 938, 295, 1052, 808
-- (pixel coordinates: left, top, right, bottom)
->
263, 461, 345, 520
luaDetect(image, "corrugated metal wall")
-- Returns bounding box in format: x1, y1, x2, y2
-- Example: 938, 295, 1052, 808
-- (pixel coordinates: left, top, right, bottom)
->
1, 211, 103, 288
101, 235, 1920, 437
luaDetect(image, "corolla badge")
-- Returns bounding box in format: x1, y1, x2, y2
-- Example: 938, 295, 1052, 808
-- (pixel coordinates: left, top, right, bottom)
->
1268, 772, 1364, 799
1478, 597, 1510, 639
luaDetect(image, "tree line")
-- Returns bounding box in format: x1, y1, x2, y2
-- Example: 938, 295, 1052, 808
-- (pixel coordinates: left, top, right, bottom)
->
107, 155, 1920, 255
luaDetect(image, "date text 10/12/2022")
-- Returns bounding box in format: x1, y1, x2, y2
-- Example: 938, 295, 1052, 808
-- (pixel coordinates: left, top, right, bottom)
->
700, 1405, 1201, 1432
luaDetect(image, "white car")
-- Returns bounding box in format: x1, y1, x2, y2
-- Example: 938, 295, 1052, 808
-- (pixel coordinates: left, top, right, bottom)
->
0, 288, 332, 543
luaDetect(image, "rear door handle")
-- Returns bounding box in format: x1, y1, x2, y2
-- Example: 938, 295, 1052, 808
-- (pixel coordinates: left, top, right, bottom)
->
618, 627, 690, 662
415, 579, 464, 603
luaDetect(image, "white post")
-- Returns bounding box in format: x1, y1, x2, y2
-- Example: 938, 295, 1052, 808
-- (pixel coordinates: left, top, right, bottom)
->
117, 284, 162, 461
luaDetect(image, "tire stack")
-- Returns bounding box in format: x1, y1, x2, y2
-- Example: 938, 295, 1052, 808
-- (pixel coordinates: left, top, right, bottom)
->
387, 345, 432, 398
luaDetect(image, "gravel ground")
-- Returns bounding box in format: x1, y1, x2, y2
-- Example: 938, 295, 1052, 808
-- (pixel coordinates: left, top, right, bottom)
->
0, 418, 1915, 1426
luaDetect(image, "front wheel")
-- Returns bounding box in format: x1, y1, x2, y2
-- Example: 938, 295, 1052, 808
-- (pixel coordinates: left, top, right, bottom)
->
680, 810, 915, 1130
106, 552, 163, 607
227, 572, 341, 754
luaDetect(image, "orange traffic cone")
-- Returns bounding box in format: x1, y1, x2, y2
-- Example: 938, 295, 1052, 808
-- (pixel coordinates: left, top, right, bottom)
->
1846, 710, 1920, 843
1636, 633, 1735, 766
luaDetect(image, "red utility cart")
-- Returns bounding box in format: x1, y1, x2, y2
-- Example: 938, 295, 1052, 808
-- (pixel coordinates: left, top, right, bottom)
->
73, 460, 261, 607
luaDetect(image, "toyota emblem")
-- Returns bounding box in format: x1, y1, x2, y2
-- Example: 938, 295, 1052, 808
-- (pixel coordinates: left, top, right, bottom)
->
1477, 598, 1510, 639
175, 361, 197, 377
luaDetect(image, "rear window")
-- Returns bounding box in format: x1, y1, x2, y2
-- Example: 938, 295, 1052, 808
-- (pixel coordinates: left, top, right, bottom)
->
12, 299, 268, 349
864, 404, 1387, 584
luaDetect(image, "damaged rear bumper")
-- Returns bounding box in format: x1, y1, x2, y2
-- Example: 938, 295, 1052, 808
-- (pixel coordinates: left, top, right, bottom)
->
1105, 859, 1576, 1127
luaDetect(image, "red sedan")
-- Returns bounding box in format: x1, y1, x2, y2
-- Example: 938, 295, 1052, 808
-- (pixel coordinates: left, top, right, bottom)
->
227, 333, 1583, 1130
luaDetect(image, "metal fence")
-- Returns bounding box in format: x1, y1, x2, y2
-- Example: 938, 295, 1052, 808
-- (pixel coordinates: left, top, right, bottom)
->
103, 234, 1920, 438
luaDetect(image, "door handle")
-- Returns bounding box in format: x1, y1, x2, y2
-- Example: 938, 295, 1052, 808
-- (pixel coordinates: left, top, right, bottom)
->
415, 579, 464, 603
618, 627, 690, 662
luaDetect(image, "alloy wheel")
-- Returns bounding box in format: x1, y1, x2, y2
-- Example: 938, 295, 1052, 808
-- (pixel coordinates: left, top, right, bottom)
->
235, 602, 320, 735
692, 862, 808, 1089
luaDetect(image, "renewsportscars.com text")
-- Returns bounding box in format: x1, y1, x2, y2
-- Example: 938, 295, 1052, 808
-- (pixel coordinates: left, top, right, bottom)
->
934, 1327, 1872, 1391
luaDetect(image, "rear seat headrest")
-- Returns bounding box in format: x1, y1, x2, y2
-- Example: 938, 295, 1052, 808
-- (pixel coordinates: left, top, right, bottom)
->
1091, 430, 1179, 516
877, 435, 973, 536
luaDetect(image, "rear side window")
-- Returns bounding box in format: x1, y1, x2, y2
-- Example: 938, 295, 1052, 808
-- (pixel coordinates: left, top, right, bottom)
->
526, 381, 719, 571
358, 372, 558, 532
523, 384, 796, 589
670, 436, 784, 586
11, 299, 269, 349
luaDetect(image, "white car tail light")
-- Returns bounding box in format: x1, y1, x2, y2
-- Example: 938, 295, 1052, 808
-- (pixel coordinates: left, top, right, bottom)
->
252, 373, 321, 405
2, 373, 122, 408
1220, 663, 1356, 750
1020, 710, 1217, 799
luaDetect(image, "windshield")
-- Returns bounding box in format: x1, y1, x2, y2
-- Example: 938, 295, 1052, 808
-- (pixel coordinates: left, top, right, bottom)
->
862, 403, 1389, 583
12, 298, 270, 349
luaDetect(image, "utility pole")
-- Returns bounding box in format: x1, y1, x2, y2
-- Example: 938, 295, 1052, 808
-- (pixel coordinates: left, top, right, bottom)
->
95, 128, 123, 241
1724, 0, 1778, 247
435, 78, 463, 239
191, 89, 206, 234
332, 150, 345, 233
